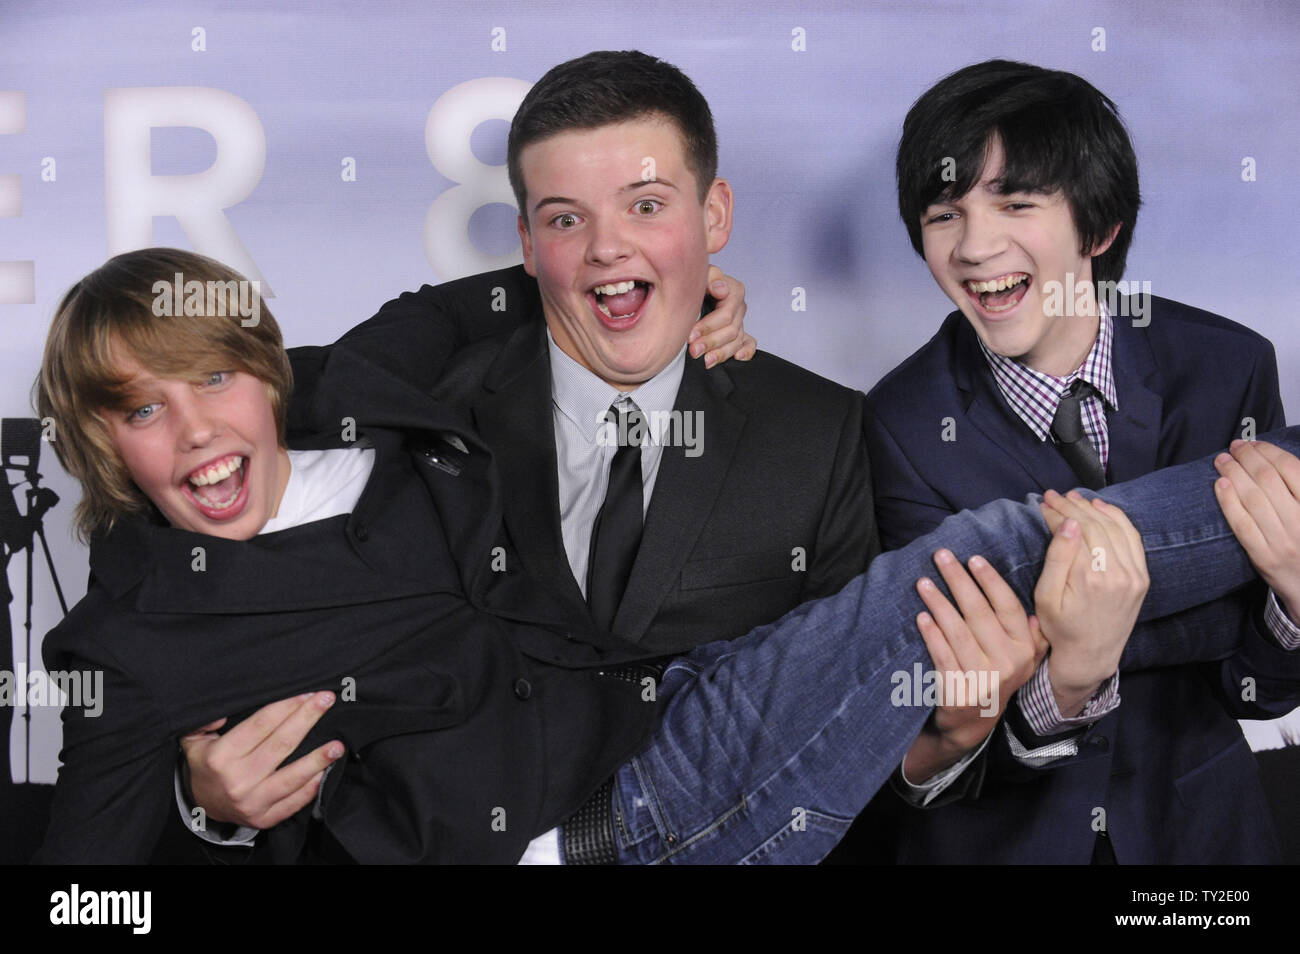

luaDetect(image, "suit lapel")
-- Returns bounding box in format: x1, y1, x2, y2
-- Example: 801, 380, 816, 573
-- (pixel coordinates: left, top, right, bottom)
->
1105, 307, 1163, 483
613, 358, 745, 644
473, 323, 588, 615
953, 318, 1083, 493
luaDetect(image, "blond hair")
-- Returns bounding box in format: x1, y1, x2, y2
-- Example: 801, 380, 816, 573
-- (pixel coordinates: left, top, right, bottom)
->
37, 248, 292, 541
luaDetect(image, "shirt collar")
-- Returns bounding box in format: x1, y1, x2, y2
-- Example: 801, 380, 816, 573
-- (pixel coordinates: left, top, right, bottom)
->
546, 328, 687, 443
977, 306, 1119, 442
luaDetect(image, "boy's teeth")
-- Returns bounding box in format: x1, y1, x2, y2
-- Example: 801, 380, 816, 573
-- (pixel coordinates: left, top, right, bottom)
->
188, 455, 243, 486
967, 274, 1027, 293
597, 301, 613, 318
593, 280, 638, 296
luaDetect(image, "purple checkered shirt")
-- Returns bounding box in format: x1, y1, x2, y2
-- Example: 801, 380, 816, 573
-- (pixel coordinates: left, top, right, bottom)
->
978, 311, 1121, 739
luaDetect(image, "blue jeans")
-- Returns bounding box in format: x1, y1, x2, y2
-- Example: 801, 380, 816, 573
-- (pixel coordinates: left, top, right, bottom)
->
613, 426, 1300, 864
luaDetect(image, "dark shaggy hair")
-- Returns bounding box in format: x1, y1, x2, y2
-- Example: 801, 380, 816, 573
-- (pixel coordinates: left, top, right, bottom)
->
897, 59, 1141, 287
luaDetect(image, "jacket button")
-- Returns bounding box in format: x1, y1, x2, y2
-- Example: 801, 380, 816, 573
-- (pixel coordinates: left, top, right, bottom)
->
513, 678, 532, 700
353, 523, 369, 542
1089, 736, 1109, 751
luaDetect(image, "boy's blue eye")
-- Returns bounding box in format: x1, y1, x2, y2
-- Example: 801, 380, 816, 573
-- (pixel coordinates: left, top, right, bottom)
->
202, 371, 231, 387
129, 403, 159, 422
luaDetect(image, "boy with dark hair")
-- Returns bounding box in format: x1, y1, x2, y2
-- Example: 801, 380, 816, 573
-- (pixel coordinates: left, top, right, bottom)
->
506, 49, 719, 209
857, 59, 1300, 863
181, 48, 881, 862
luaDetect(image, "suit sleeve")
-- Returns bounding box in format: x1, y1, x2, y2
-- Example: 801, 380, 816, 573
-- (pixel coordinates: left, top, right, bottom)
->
35, 629, 178, 864
802, 391, 878, 600
331, 266, 541, 394
1235, 335, 1285, 438
861, 402, 955, 551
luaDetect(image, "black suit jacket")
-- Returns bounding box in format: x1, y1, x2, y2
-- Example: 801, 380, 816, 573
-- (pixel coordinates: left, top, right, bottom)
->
333, 265, 878, 654
38, 345, 657, 864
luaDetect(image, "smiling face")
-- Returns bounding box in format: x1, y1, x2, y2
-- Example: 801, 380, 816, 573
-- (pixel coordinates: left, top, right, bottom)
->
921, 138, 1116, 376
516, 115, 733, 389
103, 355, 291, 541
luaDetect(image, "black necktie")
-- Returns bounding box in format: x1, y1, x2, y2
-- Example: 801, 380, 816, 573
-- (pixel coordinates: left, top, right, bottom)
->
586, 401, 644, 631
1051, 380, 1106, 490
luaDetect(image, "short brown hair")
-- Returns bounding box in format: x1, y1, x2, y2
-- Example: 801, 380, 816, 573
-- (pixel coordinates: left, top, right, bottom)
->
507, 50, 718, 216
37, 248, 292, 540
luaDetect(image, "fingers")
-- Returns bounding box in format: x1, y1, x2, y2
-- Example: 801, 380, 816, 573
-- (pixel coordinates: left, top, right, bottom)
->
965, 554, 1033, 645
186, 692, 343, 828
1034, 510, 1083, 613
181, 716, 228, 739
1232, 439, 1300, 499
1027, 615, 1050, 662
217, 693, 321, 757
1041, 490, 1145, 582
1087, 497, 1145, 564
1216, 441, 1297, 537
241, 692, 337, 782
1040, 500, 1066, 533
690, 270, 750, 367
932, 549, 999, 636
917, 608, 961, 674
1214, 464, 1271, 558
220, 691, 332, 761
257, 770, 329, 830
1215, 441, 1300, 604
917, 566, 983, 672
918, 550, 1043, 721
238, 742, 341, 827
736, 332, 758, 361
919, 550, 1034, 667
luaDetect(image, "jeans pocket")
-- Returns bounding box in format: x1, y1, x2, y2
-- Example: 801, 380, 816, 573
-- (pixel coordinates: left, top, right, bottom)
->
740, 808, 855, 864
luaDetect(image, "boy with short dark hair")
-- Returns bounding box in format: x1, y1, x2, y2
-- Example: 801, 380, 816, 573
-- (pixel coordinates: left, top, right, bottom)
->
858, 59, 1300, 863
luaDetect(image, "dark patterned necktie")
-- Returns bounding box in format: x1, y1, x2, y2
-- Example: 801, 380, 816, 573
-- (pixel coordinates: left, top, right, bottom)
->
1051, 380, 1106, 490
586, 401, 644, 630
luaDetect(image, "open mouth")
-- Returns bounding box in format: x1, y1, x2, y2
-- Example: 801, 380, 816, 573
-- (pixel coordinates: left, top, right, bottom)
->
965, 273, 1031, 315
589, 280, 651, 328
182, 453, 249, 520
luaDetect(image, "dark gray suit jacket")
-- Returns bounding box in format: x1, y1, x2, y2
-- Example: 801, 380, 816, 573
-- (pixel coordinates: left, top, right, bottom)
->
334, 264, 879, 654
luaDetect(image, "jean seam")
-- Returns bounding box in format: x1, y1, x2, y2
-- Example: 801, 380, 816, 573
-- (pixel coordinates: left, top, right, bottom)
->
740, 809, 853, 864
649, 795, 750, 864
626, 754, 673, 849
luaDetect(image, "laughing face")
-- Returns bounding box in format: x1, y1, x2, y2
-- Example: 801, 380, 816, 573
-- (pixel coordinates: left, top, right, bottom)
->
920, 138, 1116, 376
516, 115, 733, 389
104, 354, 290, 541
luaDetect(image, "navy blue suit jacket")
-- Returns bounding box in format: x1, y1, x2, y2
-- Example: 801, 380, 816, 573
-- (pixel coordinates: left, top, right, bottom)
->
859, 296, 1300, 863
